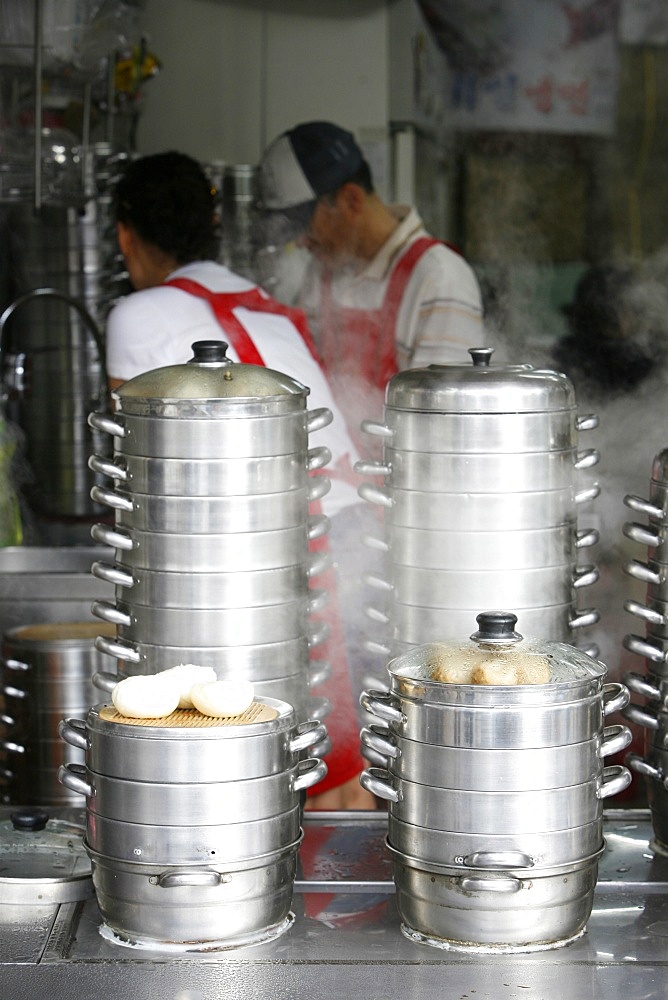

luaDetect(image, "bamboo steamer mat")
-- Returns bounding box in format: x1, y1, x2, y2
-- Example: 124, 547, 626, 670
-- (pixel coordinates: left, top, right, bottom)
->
98, 701, 278, 728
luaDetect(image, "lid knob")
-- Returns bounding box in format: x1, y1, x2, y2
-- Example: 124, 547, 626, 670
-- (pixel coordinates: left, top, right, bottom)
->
188, 341, 232, 366
469, 347, 495, 367
10, 808, 49, 832
470, 611, 523, 646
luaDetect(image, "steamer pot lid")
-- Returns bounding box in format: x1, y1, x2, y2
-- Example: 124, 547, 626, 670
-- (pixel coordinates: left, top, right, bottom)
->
385, 347, 575, 413
387, 611, 606, 687
115, 340, 309, 402
0, 808, 92, 903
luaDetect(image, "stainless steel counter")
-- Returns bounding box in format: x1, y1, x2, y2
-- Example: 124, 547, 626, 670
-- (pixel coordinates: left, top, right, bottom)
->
2, 808, 668, 1000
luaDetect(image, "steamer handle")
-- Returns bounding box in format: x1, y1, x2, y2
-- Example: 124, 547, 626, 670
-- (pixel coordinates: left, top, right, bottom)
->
1, 657, 30, 673
360, 724, 398, 760
602, 682, 630, 717
307, 659, 331, 689
58, 763, 93, 798
156, 870, 231, 889
359, 690, 404, 725
576, 413, 599, 432
624, 493, 666, 521
359, 766, 400, 803
600, 724, 633, 759
289, 720, 328, 755
622, 702, 659, 731
458, 875, 522, 894
93, 671, 119, 693
94, 635, 140, 663
358, 482, 394, 508
88, 453, 127, 482
91, 561, 134, 589
624, 600, 666, 628
307, 407, 333, 433
574, 448, 599, 470
308, 513, 330, 541
624, 560, 663, 586
88, 410, 126, 438
91, 522, 134, 551
292, 757, 328, 793
57, 718, 88, 751
361, 743, 388, 768
623, 671, 661, 702
599, 765, 632, 800
1, 739, 25, 755
92, 601, 131, 627
307, 445, 332, 472
463, 851, 534, 870
626, 752, 663, 783
360, 419, 394, 439
354, 459, 392, 477
90, 485, 133, 513
307, 475, 331, 503
623, 522, 662, 548
623, 634, 668, 664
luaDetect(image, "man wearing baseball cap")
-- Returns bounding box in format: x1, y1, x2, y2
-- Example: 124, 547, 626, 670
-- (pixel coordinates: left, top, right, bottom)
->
259, 120, 484, 448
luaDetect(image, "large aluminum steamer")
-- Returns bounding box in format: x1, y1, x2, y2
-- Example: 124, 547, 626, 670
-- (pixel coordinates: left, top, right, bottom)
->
58, 696, 327, 950
359, 611, 632, 952
355, 348, 601, 674
621, 448, 668, 851
87, 341, 334, 724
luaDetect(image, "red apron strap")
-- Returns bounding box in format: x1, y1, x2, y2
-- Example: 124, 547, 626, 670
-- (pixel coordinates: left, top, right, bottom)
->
379, 236, 441, 327
164, 276, 322, 366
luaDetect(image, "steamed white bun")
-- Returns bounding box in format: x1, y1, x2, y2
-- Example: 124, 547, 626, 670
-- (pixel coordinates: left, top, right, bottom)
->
158, 663, 217, 708
189, 679, 255, 718
111, 674, 181, 719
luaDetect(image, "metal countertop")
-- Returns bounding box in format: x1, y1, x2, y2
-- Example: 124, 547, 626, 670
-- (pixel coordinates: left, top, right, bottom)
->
1, 808, 667, 1000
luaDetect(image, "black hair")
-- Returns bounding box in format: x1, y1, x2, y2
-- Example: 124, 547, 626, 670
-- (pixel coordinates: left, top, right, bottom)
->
113, 151, 219, 263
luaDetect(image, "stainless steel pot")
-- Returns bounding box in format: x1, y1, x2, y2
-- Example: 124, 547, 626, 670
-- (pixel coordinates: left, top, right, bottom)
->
89, 446, 331, 496
83, 806, 303, 866
390, 845, 601, 952
386, 813, 605, 870
358, 484, 599, 531
59, 755, 326, 824
86, 838, 302, 951
91, 518, 327, 572
360, 723, 631, 789
92, 635, 318, 675
92, 595, 319, 645
93, 484, 322, 533
367, 564, 598, 610
378, 447, 590, 493
361, 407, 596, 455
365, 524, 598, 571
58, 698, 326, 781
91, 562, 311, 609
1, 621, 115, 806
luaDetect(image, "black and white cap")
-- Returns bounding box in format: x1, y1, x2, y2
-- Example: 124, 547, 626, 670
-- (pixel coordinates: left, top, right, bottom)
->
259, 120, 364, 241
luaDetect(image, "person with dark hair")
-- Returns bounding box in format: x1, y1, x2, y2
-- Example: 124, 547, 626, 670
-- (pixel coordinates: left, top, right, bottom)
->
106, 150, 376, 811
259, 121, 484, 448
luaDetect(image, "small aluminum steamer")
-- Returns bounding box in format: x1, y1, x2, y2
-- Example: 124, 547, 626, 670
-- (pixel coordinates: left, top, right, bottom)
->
620, 448, 668, 852
356, 348, 600, 676
58, 696, 327, 950
359, 611, 632, 952
87, 341, 333, 724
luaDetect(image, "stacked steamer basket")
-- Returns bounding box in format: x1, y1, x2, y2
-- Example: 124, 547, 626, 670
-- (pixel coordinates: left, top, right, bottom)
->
58, 697, 327, 950
359, 611, 632, 953
356, 349, 601, 682
86, 341, 332, 727
0, 621, 114, 805
620, 448, 668, 851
